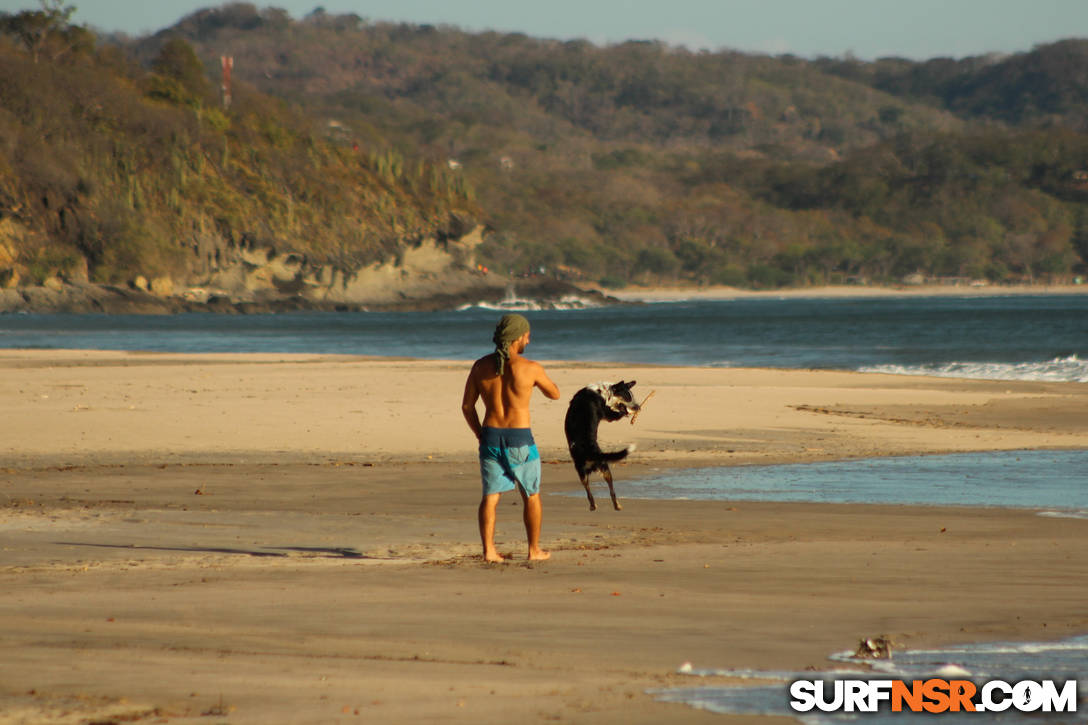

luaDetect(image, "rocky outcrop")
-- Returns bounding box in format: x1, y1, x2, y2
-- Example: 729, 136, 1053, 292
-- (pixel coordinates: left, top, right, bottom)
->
0, 282, 182, 314
194, 224, 488, 307
0, 275, 613, 314
0, 223, 618, 313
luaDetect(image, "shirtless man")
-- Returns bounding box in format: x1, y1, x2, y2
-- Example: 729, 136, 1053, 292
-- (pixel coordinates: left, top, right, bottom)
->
461, 313, 560, 562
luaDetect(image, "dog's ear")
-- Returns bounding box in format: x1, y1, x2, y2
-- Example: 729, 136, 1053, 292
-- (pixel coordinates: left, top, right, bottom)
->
627, 380, 637, 388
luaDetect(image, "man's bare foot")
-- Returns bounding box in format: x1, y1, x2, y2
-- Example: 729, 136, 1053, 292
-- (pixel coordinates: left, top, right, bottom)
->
483, 550, 509, 563
528, 549, 551, 561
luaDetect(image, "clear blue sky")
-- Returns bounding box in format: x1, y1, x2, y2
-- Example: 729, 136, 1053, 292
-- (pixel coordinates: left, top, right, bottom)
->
2, 0, 1087, 60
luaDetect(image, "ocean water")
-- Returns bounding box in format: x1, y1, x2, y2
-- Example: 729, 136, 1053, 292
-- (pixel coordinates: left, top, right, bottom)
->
616, 450, 1088, 514
629, 449, 1088, 722
1, 294, 1085, 382
652, 635, 1088, 723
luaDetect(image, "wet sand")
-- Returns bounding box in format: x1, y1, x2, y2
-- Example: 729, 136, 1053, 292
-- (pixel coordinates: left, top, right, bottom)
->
2, 350, 1087, 724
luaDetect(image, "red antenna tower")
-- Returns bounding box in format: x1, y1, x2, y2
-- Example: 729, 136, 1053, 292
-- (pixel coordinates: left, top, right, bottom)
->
220, 55, 234, 109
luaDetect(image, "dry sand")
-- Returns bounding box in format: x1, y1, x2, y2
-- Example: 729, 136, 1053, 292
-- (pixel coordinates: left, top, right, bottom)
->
1, 349, 1086, 724
603, 282, 1088, 302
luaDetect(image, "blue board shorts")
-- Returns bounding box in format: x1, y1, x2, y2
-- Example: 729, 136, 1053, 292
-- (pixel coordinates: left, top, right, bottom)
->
479, 427, 541, 496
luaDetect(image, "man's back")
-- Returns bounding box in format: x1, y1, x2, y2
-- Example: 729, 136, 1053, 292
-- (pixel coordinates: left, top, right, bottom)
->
469, 352, 558, 429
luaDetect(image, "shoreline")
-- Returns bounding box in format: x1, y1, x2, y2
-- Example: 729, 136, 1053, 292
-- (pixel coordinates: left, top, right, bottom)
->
602, 281, 1088, 302
1, 279, 1084, 315
3, 351, 1086, 723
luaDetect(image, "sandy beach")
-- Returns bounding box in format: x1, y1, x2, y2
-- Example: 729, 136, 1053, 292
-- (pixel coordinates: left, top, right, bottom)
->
2, 350, 1087, 724
603, 282, 1088, 302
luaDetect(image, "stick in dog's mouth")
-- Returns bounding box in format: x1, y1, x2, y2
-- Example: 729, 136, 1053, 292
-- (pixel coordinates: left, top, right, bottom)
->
629, 390, 656, 425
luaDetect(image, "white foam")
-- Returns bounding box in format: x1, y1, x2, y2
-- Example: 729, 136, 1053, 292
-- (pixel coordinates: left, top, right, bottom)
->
934, 663, 973, 677
656, 636, 1088, 723
1038, 510, 1088, 520
672, 665, 857, 681
859, 355, 1088, 383
927, 639, 1088, 655
457, 294, 601, 311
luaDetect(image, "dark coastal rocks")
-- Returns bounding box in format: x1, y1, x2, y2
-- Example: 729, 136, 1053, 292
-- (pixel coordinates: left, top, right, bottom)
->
0, 283, 178, 314
0, 277, 619, 315
370, 278, 619, 311
0, 288, 24, 312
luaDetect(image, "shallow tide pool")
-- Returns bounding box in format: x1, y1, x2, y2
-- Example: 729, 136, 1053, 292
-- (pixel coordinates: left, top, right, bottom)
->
596, 449, 1088, 513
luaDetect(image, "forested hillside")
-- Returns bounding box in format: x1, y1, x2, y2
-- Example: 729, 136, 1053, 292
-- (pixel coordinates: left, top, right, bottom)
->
3, 1, 1088, 301
0, 2, 477, 306
815, 39, 1088, 128
138, 4, 1088, 287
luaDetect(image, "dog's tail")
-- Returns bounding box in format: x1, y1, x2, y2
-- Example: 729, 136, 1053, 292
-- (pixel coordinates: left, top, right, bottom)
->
599, 443, 637, 462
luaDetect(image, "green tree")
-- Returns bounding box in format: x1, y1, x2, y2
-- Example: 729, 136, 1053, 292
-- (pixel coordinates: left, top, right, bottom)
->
150, 37, 210, 102
1071, 206, 1088, 271
0, 0, 86, 63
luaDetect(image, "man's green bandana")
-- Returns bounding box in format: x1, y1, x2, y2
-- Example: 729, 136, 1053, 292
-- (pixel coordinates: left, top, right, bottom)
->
492, 313, 530, 375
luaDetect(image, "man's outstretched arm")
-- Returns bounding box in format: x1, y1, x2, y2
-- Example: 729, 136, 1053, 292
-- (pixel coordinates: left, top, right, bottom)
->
534, 364, 561, 400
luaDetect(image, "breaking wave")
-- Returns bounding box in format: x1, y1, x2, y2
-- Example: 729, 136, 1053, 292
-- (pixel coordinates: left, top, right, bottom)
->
457, 294, 602, 311
859, 355, 1088, 383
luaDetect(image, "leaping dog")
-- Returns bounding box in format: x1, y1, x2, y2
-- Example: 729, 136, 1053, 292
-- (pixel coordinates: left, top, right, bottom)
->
563, 380, 639, 511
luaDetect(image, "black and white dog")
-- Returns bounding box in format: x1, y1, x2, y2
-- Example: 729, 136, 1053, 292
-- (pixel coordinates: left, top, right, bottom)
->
563, 380, 639, 511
